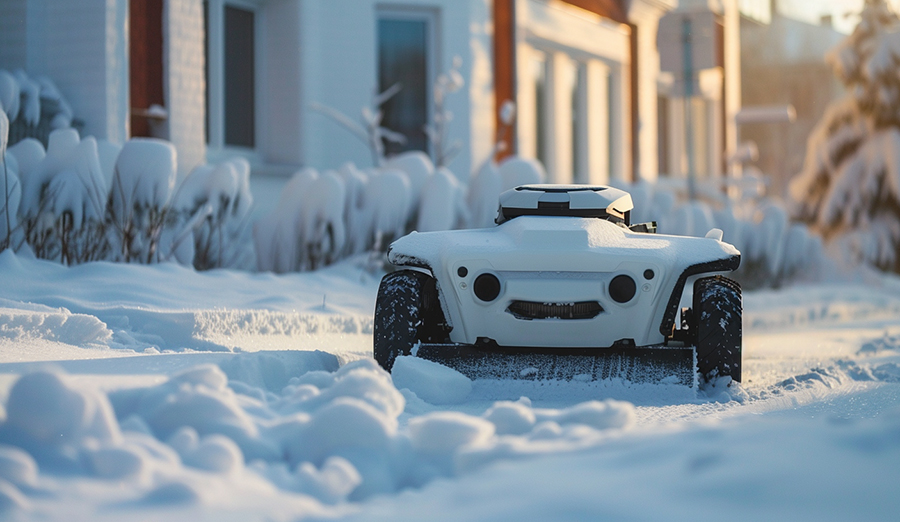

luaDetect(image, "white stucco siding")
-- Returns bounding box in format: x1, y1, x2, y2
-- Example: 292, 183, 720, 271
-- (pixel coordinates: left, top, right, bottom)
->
296, 0, 492, 178
2, 0, 129, 144
627, 0, 677, 182
262, 0, 304, 166
515, 0, 631, 184
165, 0, 207, 176
0, 0, 28, 69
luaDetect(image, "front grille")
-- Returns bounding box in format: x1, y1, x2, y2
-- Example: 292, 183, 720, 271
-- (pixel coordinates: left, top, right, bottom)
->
507, 301, 603, 320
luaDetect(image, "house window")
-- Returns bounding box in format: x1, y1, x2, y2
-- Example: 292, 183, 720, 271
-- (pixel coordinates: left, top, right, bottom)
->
377, 10, 436, 156
205, 0, 258, 152
224, 6, 255, 148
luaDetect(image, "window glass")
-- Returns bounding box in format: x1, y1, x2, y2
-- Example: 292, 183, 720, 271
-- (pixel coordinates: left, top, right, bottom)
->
533, 54, 549, 170
378, 17, 429, 155
224, 5, 255, 148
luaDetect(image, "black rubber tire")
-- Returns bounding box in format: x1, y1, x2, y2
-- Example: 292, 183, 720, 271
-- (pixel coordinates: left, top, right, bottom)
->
692, 276, 742, 383
373, 269, 446, 372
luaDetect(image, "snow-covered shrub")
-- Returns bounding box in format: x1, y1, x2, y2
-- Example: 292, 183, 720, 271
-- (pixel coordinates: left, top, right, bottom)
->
107, 138, 178, 263
254, 168, 347, 273
1, 70, 79, 149
336, 162, 372, 257
49, 137, 111, 264
464, 154, 546, 230
0, 70, 21, 122
257, 150, 490, 273
361, 167, 410, 252
383, 150, 434, 229
498, 156, 546, 191
15, 130, 74, 256
417, 167, 468, 232
466, 157, 503, 229
790, 0, 900, 273
7, 129, 109, 262
1, 124, 263, 269
1, 109, 20, 250
174, 158, 255, 270
621, 179, 824, 289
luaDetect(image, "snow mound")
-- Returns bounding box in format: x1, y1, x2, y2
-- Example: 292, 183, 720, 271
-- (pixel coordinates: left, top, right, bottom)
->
0, 446, 38, 489
0, 371, 121, 472
0, 306, 112, 346
0, 360, 650, 513
482, 400, 536, 435
391, 356, 472, 405
409, 412, 494, 455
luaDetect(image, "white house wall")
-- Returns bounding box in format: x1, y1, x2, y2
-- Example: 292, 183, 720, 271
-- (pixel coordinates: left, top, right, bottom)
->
0, 0, 28, 68
262, 0, 304, 167
294, 0, 493, 178
516, 0, 631, 184
0, 0, 129, 145
628, 0, 677, 182
165, 0, 207, 176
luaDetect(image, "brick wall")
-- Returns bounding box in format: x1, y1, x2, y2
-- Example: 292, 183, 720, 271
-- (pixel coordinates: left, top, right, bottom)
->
165, 0, 206, 176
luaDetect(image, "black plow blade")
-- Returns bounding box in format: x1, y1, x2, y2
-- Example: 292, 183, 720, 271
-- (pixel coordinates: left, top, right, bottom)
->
413, 344, 697, 387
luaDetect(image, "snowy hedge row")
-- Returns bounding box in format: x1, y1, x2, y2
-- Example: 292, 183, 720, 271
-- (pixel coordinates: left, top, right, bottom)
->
252, 151, 546, 273
621, 179, 826, 289
0, 69, 76, 133
1, 123, 254, 269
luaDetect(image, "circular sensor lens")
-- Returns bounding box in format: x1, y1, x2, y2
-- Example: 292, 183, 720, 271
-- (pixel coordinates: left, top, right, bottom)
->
609, 274, 637, 303
473, 273, 501, 302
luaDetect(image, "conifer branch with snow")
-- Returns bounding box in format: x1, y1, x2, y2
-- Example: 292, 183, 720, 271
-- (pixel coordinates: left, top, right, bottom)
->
790, 0, 900, 273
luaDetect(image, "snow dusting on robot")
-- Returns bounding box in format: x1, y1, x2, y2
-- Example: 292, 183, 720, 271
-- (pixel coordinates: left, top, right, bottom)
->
374, 185, 742, 388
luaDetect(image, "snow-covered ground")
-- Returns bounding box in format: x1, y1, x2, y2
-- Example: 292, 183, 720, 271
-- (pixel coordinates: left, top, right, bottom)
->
1, 249, 899, 521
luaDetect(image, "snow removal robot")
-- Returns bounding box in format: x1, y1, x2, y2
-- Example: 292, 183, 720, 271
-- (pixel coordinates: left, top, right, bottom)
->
374, 185, 742, 386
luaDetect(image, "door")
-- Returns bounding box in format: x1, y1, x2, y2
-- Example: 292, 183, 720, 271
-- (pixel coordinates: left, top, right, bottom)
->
129, 0, 165, 138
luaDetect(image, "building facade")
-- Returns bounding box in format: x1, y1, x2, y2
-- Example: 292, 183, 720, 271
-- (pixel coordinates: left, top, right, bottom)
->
1, 0, 749, 189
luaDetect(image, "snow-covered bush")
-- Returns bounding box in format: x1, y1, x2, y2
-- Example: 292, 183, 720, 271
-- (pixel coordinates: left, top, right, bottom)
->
623, 179, 825, 289
174, 158, 255, 270
254, 168, 348, 273
1, 109, 20, 250
107, 138, 179, 263
789, 0, 900, 273
257, 145, 519, 273
0, 126, 260, 270
252, 144, 547, 273
1, 70, 78, 149
7, 129, 111, 263
383, 150, 433, 230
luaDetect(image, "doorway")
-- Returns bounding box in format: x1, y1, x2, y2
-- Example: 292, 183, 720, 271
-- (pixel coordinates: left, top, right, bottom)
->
129, 0, 165, 138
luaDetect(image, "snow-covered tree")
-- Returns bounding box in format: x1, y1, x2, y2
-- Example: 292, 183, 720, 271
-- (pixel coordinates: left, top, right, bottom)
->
790, 0, 900, 272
